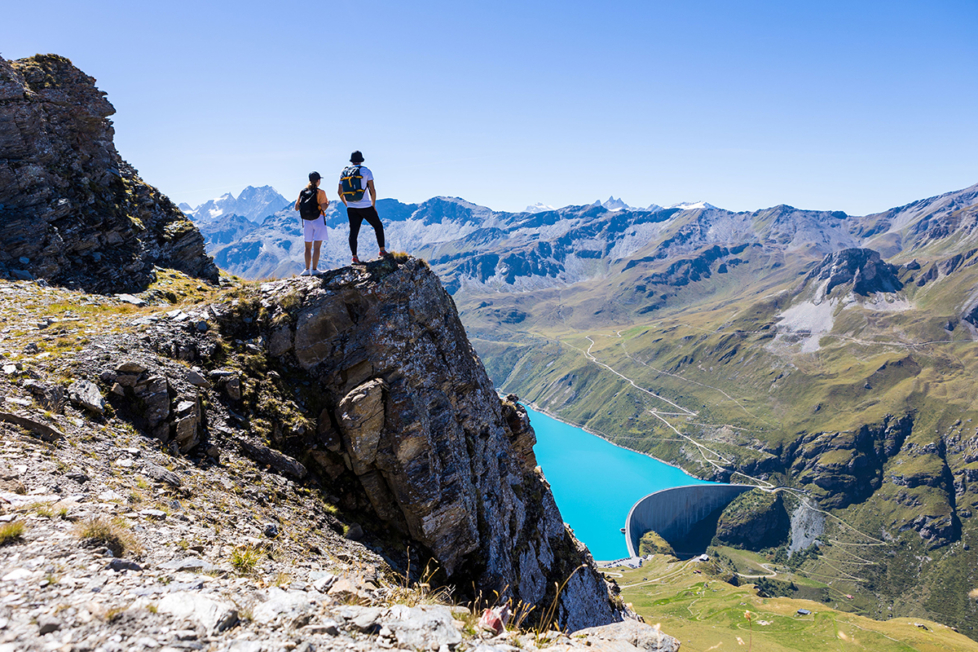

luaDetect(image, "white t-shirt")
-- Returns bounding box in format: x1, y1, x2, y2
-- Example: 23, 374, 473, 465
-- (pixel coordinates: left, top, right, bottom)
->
342, 165, 374, 209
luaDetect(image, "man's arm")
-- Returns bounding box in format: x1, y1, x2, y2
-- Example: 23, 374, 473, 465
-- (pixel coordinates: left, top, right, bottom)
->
338, 183, 347, 206
367, 179, 376, 208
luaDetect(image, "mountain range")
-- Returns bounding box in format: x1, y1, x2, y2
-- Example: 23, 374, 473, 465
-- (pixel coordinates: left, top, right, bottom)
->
450, 181, 978, 637
180, 185, 289, 224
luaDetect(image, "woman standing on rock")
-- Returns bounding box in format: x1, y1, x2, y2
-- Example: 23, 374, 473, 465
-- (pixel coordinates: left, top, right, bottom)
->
295, 171, 330, 276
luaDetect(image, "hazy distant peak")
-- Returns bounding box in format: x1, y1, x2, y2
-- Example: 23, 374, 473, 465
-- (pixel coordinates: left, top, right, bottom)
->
670, 201, 716, 211
525, 202, 556, 213
184, 186, 289, 224
601, 196, 631, 211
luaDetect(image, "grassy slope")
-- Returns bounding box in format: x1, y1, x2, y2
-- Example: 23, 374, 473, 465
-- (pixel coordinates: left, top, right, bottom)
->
609, 557, 978, 652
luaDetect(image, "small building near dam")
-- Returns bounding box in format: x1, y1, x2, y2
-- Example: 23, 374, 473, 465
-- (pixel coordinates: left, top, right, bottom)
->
624, 484, 755, 557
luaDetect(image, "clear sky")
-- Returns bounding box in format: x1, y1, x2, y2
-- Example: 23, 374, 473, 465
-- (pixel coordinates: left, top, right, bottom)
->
3, 0, 977, 215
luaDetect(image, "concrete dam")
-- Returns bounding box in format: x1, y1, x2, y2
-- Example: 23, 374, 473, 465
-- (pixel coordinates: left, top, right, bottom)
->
624, 484, 754, 557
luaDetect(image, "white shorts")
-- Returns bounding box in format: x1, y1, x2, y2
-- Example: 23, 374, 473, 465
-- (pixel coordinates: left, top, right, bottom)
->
303, 216, 329, 243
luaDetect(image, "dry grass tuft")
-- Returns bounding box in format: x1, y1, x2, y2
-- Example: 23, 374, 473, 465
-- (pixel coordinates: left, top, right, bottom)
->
0, 521, 25, 546
75, 517, 141, 557
230, 545, 263, 574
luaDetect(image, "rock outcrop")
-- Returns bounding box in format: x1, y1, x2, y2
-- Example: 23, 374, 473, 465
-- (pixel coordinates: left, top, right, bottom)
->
804, 247, 902, 297
788, 415, 913, 509
0, 54, 217, 291
714, 489, 789, 550
250, 258, 626, 631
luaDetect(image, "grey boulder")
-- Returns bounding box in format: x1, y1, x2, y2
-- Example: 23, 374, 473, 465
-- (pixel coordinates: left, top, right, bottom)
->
68, 380, 105, 414
158, 591, 238, 635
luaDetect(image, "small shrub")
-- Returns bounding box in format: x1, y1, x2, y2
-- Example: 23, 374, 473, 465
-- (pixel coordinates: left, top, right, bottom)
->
75, 517, 140, 557
0, 521, 25, 545
230, 546, 262, 574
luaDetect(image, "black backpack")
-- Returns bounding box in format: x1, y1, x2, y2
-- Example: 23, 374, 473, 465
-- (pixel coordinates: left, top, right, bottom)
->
340, 165, 365, 202
298, 187, 321, 220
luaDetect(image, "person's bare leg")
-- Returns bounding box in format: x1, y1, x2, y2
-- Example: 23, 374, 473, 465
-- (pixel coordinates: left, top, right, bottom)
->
304, 242, 313, 271
312, 241, 322, 272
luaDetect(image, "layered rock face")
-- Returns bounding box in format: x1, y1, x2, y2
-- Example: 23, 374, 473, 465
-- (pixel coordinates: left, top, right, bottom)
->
0, 54, 217, 291
254, 258, 625, 631
804, 247, 902, 297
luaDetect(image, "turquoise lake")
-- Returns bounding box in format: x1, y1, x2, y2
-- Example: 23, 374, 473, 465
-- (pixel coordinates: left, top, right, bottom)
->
526, 406, 711, 560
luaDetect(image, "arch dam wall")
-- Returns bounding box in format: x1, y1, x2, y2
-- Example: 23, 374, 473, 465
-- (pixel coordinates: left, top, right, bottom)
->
625, 484, 754, 557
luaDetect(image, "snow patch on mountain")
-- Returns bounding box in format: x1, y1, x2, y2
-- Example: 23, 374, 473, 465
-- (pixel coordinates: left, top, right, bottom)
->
185, 186, 289, 224
670, 201, 716, 211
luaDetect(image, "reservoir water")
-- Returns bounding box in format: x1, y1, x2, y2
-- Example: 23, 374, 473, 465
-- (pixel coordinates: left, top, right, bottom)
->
526, 406, 711, 560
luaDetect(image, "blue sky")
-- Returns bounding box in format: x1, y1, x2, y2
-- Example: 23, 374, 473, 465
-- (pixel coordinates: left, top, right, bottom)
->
3, 0, 977, 214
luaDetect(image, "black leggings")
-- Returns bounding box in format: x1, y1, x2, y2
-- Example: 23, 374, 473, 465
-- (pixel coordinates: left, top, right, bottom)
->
347, 206, 385, 256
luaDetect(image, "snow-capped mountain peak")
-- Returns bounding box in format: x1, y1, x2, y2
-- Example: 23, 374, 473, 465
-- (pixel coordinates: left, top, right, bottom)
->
183, 186, 289, 224
670, 201, 716, 211
525, 202, 556, 213
601, 196, 631, 211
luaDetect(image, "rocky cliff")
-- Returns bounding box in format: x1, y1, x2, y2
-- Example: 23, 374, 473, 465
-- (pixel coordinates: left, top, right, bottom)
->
0, 254, 628, 633
240, 258, 626, 630
0, 54, 217, 291
801, 247, 903, 297
0, 53, 654, 647
0, 263, 679, 650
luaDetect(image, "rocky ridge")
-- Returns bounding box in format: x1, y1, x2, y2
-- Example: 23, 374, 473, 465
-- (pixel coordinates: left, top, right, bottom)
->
0, 54, 218, 292
0, 258, 679, 650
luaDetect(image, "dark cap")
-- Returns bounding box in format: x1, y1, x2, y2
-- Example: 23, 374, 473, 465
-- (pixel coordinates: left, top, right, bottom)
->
350, 151, 364, 163
309, 171, 321, 182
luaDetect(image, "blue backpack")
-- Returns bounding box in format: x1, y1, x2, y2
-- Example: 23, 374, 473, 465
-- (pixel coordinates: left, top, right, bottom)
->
340, 165, 365, 202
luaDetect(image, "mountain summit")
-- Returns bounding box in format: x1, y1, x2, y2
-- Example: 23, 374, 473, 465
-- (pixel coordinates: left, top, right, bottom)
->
184, 186, 288, 224
0, 54, 217, 292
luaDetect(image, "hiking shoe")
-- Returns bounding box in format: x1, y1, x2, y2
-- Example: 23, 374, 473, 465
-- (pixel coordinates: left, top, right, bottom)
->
311, 268, 323, 276
379, 249, 392, 258
351, 256, 361, 264
299, 268, 311, 276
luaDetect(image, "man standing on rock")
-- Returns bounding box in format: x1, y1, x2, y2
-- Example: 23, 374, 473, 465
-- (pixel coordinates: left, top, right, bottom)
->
338, 151, 388, 264
295, 171, 329, 276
